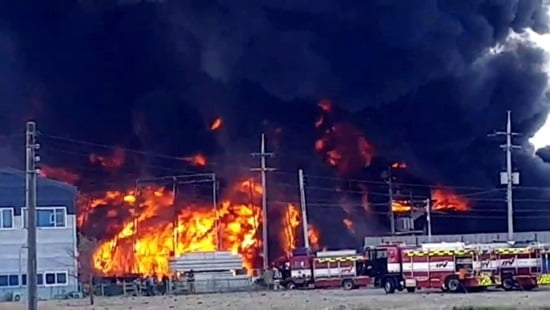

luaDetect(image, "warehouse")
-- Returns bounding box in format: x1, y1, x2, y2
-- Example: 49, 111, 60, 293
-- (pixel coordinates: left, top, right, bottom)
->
0, 168, 79, 301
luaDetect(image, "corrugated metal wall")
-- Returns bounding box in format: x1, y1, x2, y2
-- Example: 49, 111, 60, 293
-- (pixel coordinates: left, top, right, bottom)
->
364, 231, 550, 246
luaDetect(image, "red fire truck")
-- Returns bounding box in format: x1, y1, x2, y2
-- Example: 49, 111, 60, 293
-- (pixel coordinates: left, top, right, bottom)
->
362, 241, 543, 293
277, 249, 372, 290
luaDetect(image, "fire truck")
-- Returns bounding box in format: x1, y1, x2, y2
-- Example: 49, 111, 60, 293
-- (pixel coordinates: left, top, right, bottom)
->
363, 241, 542, 293
277, 248, 372, 290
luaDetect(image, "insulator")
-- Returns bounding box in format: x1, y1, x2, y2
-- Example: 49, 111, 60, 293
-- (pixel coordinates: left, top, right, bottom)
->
34, 155, 40, 162
34, 143, 40, 150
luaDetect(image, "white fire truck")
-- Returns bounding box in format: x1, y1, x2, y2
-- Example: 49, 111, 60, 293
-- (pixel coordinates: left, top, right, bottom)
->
277, 248, 372, 290
363, 241, 542, 293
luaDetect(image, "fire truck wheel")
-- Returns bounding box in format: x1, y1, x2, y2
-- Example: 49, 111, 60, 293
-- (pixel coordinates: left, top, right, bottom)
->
383, 278, 396, 294
341, 279, 354, 290
286, 281, 296, 290
502, 277, 515, 291
445, 276, 461, 293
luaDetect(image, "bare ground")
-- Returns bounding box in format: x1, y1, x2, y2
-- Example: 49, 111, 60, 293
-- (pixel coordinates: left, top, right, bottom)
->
1, 289, 550, 310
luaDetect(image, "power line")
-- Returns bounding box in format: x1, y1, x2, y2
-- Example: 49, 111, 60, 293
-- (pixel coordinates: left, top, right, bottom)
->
39, 131, 550, 200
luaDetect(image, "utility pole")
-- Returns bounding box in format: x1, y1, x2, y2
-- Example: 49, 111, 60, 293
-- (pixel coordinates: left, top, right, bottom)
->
297, 169, 309, 249
387, 168, 395, 235
212, 174, 220, 250
25, 121, 38, 310
425, 198, 432, 242
251, 134, 275, 271
489, 111, 521, 241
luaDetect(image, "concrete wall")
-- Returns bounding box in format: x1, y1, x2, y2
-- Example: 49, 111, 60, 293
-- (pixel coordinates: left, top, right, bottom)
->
0, 168, 78, 301
364, 231, 550, 247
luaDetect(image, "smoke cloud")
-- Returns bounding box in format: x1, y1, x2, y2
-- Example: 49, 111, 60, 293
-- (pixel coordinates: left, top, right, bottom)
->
1, 0, 550, 231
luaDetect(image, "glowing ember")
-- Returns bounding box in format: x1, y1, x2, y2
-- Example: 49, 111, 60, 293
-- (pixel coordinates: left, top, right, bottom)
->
210, 118, 223, 130
182, 154, 207, 167
39, 165, 81, 184
431, 188, 469, 211
89, 148, 125, 169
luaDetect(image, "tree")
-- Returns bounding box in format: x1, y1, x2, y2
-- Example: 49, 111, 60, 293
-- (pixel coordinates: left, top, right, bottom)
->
68, 233, 98, 305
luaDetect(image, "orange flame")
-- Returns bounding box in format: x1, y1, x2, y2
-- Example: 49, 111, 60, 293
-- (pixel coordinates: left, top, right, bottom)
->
210, 118, 223, 130
392, 200, 413, 213
183, 154, 207, 167
91, 178, 263, 276
281, 204, 301, 255
307, 225, 321, 251
39, 165, 80, 184
315, 123, 374, 175
431, 189, 469, 212
89, 148, 125, 169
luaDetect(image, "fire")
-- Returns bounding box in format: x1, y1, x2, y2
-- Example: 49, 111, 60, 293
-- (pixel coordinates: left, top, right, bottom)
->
392, 200, 412, 213
281, 204, 301, 254
210, 118, 223, 130
315, 123, 374, 175
431, 188, 469, 212
318, 99, 332, 112
90, 178, 263, 276
89, 148, 125, 169
39, 165, 80, 184
307, 225, 321, 251
343, 218, 354, 234
183, 154, 207, 167
391, 162, 407, 169
315, 115, 324, 128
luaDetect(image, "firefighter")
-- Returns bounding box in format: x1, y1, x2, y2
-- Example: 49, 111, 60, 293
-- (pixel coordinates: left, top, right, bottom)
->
187, 269, 196, 294
457, 266, 468, 293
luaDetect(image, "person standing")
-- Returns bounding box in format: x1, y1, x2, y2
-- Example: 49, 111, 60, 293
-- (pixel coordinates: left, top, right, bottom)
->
187, 270, 196, 294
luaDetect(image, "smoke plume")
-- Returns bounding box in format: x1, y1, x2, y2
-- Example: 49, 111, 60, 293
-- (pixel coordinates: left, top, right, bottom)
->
1, 0, 550, 232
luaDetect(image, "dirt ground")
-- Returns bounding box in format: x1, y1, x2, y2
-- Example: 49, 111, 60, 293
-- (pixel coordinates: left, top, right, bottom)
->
1, 289, 549, 310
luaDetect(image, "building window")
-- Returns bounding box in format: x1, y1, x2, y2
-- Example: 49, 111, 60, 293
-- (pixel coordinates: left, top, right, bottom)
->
44, 272, 68, 286
0, 274, 20, 287
0, 208, 13, 229
23, 207, 67, 228
22, 273, 44, 286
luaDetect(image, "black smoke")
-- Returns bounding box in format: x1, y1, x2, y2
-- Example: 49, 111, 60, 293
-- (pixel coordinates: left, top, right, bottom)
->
1, 0, 550, 236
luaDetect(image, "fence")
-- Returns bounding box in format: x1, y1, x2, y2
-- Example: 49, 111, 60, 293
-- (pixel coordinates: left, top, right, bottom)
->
93, 276, 258, 297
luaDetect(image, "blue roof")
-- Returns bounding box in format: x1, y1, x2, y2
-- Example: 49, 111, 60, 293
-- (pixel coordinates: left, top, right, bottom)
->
0, 167, 77, 194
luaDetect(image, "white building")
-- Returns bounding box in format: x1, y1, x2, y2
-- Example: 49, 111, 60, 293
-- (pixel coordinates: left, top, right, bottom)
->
0, 168, 79, 300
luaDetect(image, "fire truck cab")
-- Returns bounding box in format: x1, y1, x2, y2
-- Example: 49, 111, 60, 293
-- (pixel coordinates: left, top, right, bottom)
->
278, 248, 372, 290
